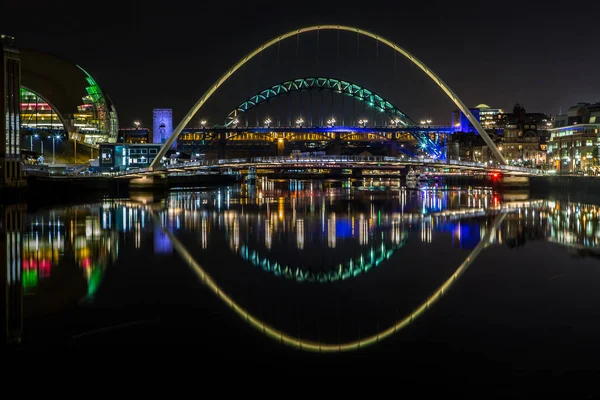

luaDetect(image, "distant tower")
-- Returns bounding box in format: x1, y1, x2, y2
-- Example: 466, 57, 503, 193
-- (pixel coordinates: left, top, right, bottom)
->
0, 34, 23, 187
152, 108, 174, 147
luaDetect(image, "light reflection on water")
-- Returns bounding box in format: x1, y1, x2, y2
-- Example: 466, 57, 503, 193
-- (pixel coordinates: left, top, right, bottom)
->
4, 178, 600, 351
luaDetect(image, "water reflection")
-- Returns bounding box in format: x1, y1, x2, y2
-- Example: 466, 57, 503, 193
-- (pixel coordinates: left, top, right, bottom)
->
3, 178, 600, 349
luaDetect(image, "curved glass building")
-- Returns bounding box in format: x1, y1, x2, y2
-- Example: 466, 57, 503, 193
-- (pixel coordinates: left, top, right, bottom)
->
19, 49, 118, 145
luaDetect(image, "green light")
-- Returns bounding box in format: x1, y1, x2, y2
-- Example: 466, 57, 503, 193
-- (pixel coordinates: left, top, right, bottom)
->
226, 77, 415, 128
86, 265, 104, 297
23, 269, 38, 289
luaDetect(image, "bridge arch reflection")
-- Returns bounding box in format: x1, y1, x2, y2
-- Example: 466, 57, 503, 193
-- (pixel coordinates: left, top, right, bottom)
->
151, 207, 507, 352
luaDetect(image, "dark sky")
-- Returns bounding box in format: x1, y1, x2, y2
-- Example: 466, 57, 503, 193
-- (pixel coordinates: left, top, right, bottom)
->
3, 0, 600, 128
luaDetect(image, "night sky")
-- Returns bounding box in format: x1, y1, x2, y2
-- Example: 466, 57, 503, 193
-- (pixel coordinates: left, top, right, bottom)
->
3, 0, 600, 128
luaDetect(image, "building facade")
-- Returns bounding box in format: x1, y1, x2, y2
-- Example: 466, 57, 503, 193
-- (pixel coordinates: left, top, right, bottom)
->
451, 108, 481, 133
117, 128, 150, 144
497, 104, 551, 167
547, 103, 600, 173
18, 49, 119, 146
1, 35, 23, 188
152, 108, 173, 146
475, 104, 504, 129
98, 143, 162, 172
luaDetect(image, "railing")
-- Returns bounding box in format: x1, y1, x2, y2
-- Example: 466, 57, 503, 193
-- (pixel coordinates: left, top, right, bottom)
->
105, 155, 549, 177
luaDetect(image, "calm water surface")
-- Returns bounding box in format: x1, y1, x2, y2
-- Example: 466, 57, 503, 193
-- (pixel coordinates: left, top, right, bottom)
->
6, 178, 600, 388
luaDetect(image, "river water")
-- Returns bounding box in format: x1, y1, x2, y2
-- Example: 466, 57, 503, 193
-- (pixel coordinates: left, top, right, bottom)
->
5, 177, 600, 391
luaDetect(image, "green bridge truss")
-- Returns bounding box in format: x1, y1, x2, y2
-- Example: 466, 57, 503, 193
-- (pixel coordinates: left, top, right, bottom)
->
225, 77, 417, 128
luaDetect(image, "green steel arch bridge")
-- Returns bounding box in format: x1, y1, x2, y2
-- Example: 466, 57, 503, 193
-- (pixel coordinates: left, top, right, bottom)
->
178, 77, 450, 160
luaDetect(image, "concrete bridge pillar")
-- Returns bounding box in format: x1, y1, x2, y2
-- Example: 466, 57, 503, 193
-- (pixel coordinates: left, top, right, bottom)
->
217, 132, 227, 159
332, 132, 342, 156
501, 175, 530, 189
386, 140, 398, 157
129, 175, 169, 191
352, 168, 363, 178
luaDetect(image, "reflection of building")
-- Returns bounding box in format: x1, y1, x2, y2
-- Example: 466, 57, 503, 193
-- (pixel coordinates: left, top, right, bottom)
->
1, 205, 25, 344
153, 108, 173, 146
547, 103, 600, 173
1, 35, 23, 188
98, 142, 162, 172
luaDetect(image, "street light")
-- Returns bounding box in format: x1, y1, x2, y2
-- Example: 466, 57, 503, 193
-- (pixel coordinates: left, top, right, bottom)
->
420, 120, 426, 125
392, 118, 401, 127
134, 120, 141, 128
232, 119, 239, 127
34, 134, 43, 162
52, 134, 61, 164
200, 120, 207, 128
296, 118, 304, 127
327, 118, 336, 127
264, 118, 272, 128
426, 119, 432, 125
358, 119, 368, 127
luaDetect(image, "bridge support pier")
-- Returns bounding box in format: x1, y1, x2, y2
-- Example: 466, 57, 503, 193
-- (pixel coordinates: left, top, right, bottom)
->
352, 168, 363, 178
129, 175, 169, 191
386, 140, 398, 157
332, 133, 342, 156
500, 175, 530, 189
218, 132, 227, 159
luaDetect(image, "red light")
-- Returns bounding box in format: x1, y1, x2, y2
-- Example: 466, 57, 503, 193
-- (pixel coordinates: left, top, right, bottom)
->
492, 173, 498, 178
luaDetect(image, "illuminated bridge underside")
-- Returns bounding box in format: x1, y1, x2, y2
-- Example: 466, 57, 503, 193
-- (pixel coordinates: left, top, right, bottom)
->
179, 126, 452, 146
152, 25, 506, 169
152, 208, 507, 352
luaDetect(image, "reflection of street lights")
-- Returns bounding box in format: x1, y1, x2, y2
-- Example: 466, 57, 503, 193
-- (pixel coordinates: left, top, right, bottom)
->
358, 119, 368, 127
296, 118, 304, 127
264, 118, 271, 128
327, 118, 336, 127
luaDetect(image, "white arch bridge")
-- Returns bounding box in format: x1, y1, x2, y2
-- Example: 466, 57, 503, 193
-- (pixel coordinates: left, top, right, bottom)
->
149, 25, 508, 170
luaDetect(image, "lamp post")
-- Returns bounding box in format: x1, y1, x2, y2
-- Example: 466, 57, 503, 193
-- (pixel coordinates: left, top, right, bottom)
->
327, 118, 336, 127
296, 118, 304, 128
200, 120, 207, 129
358, 119, 368, 127
52, 135, 59, 164
34, 134, 43, 162
264, 118, 272, 128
